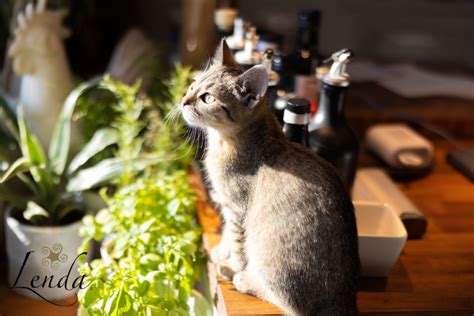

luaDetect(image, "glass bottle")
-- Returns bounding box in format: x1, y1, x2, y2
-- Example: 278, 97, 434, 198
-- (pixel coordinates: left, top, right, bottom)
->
283, 98, 310, 146
234, 26, 261, 69
293, 10, 321, 115
309, 49, 358, 190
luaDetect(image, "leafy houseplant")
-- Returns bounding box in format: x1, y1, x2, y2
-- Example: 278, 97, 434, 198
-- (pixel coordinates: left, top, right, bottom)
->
0, 78, 158, 301
1, 78, 162, 225
77, 67, 212, 315
78, 171, 210, 315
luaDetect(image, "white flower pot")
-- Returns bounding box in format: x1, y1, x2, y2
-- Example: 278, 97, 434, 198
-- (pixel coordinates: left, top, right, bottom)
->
4, 209, 88, 301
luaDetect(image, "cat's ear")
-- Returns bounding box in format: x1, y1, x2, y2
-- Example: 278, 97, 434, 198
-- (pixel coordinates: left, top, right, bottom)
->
213, 39, 238, 68
238, 65, 268, 109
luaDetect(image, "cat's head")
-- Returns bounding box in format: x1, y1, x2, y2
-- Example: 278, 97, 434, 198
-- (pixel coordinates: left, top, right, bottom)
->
181, 40, 268, 133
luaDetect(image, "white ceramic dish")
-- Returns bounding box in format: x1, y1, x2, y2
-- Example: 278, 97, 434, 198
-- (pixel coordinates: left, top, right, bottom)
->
354, 201, 408, 277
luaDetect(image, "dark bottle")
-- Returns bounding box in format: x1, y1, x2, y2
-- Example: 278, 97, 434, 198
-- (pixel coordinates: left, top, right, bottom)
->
309, 49, 358, 190
272, 53, 295, 124
273, 53, 294, 92
283, 98, 310, 146
293, 10, 321, 115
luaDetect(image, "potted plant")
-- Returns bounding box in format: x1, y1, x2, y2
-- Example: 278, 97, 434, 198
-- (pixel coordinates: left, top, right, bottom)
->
76, 70, 212, 315
0, 79, 159, 301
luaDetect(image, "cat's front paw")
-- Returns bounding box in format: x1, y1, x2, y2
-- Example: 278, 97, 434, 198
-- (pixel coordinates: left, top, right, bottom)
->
218, 258, 243, 280
233, 271, 256, 296
210, 243, 230, 263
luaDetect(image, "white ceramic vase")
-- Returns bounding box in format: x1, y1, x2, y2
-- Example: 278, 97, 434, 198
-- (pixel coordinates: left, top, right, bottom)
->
4, 210, 88, 301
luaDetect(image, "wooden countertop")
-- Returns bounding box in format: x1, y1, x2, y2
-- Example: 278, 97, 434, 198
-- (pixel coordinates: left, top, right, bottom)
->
0, 141, 472, 316
190, 140, 474, 316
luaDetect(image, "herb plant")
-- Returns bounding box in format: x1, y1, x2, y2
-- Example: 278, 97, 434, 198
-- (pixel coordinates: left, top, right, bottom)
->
78, 171, 209, 315
78, 67, 212, 315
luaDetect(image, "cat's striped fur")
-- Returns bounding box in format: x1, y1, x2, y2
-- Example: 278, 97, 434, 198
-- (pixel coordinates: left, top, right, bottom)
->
180, 41, 359, 315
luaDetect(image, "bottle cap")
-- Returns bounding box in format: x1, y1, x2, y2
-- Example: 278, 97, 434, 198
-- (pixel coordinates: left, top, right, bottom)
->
283, 98, 310, 125
286, 98, 310, 114
323, 48, 353, 87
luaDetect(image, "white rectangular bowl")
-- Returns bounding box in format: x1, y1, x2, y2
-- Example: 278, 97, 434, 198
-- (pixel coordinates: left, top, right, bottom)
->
354, 201, 408, 277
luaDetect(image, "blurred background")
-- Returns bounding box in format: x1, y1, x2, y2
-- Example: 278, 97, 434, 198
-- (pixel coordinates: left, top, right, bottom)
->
1, 0, 473, 140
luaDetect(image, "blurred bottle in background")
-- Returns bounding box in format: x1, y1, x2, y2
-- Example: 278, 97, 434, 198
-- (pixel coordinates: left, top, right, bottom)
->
293, 10, 322, 116
214, 0, 238, 45
309, 49, 359, 190
226, 17, 246, 53
235, 26, 262, 69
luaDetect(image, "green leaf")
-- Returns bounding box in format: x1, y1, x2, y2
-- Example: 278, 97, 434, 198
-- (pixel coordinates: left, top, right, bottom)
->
17, 105, 46, 166
111, 237, 128, 258
140, 254, 161, 268
23, 201, 49, 223
0, 90, 19, 140
49, 77, 101, 176
67, 156, 162, 192
166, 199, 180, 216
78, 238, 92, 264
104, 290, 119, 315
104, 287, 132, 316
67, 157, 122, 192
17, 105, 53, 193
137, 279, 150, 296
68, 128, 119, 175
0, 157, 30, 183
78, 280, 101, 307
188, 289, 213, 316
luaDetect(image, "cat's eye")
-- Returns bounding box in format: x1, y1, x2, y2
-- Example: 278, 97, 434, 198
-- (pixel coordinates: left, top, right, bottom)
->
200, 93, 215, 104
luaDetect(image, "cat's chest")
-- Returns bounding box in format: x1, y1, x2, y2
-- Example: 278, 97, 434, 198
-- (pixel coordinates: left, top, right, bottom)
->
205, 150, 243, 188
205, 140, 253, 207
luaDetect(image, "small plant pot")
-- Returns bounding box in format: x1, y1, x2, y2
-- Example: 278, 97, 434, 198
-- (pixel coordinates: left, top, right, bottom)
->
4, 208, 89, 301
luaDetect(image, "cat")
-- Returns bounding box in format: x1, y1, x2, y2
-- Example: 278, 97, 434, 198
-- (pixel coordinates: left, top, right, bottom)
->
180, 40, 359, 316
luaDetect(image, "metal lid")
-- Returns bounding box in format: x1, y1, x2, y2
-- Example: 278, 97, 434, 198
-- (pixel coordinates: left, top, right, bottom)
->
286, 98, 311, 114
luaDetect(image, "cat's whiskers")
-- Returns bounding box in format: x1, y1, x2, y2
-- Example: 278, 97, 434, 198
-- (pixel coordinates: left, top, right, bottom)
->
164, 105, 182, 127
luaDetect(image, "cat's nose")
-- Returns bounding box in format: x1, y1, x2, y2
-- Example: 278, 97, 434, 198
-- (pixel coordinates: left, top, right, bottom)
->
182, 96, 194, 107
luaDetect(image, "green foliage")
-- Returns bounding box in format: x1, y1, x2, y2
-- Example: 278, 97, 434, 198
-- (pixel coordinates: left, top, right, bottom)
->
78, 171, 206, 315
145, 63, 196, 172
74, 88, 119, 146
100, 76, 146, 185
0, 77, 158, 225
78, 65, 211, 315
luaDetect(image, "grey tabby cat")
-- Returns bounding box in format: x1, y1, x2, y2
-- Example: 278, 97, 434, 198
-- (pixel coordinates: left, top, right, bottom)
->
181, 41, 359, 315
